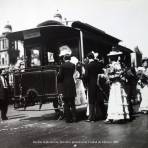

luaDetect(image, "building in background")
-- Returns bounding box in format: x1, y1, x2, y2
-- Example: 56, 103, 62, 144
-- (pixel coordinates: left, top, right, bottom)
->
0, 23, 20, 70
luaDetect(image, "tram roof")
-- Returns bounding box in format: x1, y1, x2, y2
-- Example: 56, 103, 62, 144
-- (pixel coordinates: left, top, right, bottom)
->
7, 21, 121, 45
116, 45, 133, 53
72, 21, 121, 45
6, 25, 80, 41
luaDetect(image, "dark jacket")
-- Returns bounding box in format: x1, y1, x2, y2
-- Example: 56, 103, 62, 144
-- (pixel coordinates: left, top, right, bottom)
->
85, 60, 102, 104
0, 75, 9, 110
58, 61, 76, 98
0, 76, 7, 100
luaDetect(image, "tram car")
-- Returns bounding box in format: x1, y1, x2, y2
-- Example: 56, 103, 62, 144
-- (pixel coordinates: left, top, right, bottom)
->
6, 20, 122, 110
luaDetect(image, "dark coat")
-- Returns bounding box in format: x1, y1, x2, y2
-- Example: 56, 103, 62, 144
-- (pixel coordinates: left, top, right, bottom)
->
58, 61, 76, 99
0, 76, 9, 110
0, 76, 6, 100
85, 60, 103, 104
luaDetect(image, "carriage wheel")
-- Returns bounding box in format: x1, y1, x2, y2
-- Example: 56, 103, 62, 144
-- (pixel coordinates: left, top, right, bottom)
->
25, 89, 38, 109
13, 97, 25, 109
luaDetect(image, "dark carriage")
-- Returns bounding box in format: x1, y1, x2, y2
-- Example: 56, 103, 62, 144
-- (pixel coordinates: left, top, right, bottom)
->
6, 20, 120, 110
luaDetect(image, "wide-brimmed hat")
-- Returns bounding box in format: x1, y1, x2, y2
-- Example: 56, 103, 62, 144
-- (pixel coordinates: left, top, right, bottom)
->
59, 45, 72, 56
107, 51, 123, 56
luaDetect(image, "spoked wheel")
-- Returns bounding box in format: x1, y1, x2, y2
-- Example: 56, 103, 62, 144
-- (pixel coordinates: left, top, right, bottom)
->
13, 97, 26, 109
24, 89, 38, 110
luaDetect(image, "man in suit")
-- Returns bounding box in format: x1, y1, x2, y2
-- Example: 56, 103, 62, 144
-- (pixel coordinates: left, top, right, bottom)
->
58, 54, 77, 123
85, 52, 104, 122
0, 70, 9, 121
125, 65, 138, 120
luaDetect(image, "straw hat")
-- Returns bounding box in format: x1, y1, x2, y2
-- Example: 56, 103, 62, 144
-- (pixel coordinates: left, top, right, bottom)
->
142, 57, 148, 63
107, 51, 123, 56
59, 45, 72, 56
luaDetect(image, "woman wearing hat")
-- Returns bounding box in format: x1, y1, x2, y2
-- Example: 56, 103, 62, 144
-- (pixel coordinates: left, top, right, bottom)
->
138, 57, 148, 114
105, 51, 130, 123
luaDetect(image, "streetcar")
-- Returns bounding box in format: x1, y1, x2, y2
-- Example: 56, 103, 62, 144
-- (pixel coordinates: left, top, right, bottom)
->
6, 20, 121, 110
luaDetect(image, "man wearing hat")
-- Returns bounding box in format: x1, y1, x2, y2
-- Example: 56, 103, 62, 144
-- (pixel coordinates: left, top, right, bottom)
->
125, 63, 138, 120
58, 54, 77, 123
0, 70, 9, 120
85, 52, 104, 121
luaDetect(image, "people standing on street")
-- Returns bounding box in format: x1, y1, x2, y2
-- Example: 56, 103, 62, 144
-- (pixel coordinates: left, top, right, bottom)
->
105, 51, 130, 124
85, 52, 104, 122
73, 62, 87, 106
138, 57, 148, 114
93, 51, 106, 120
0, 70, 9, 121
58, 54, 77, 123
125, 64, 138, 120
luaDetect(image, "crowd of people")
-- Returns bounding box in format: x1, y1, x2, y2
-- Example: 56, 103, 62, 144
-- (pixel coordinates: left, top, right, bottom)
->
0, 50, 148, 124
58, 50, 148, 124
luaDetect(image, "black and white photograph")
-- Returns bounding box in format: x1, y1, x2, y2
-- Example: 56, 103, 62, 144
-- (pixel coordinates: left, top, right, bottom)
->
0, 0, 148, 147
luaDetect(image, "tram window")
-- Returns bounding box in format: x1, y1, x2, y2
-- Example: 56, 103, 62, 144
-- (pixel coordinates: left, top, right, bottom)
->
47, 52, 54, 63
31, 49, 41, 67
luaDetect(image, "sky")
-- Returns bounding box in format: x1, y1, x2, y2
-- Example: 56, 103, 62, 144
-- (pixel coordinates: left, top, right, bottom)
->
0, 0, 148, 56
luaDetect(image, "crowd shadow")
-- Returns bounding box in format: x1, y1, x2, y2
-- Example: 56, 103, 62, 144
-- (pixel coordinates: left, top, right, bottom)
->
20, 108, 87, 122
8, 114, 27, 120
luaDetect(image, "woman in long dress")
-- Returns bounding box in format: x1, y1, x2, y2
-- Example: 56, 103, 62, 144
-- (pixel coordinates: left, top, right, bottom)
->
138, 58, 148, 114
73, 62, 87, 106
105, 52, 129, 123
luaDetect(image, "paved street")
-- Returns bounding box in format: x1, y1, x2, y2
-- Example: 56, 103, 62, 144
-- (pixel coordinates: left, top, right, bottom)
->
0, 104, 148, 148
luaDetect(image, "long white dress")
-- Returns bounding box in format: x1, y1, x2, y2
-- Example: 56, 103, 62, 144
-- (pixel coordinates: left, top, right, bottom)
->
138, 67, 148, 112
106, 61, 129, 121
73, 70, 87, 105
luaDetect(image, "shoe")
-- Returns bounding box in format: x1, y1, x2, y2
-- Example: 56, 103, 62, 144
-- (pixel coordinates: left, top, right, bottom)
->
104, 120, 112, 124
66, 120, 73, 123
143, 111, 148, 114
129, 116, 135, 121
91, 120, 95, 122
112, 120, 121, 124
2, 117, 8, 121
85, 119, 95, 122
66, 120, 72, 123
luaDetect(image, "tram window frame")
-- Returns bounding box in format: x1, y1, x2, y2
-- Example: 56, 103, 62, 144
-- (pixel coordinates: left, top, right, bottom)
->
44, 38, 80, 65
25, 44, 42, 68
30, 48, 41, 67
58, 39, 80, 61
47, 51, 54, 63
